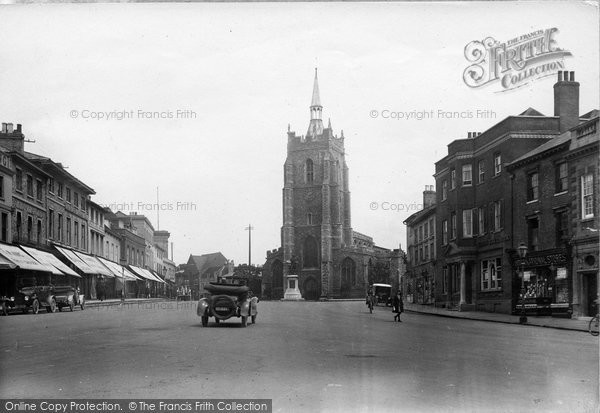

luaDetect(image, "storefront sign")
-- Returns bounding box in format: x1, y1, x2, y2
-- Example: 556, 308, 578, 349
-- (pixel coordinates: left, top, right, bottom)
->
516, 252, 567, 267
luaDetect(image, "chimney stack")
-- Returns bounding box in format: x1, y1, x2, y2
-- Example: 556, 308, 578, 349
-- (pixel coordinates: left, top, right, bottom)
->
423, 185, 436, 207
0, 122, 25, 152
554, 71, 579, 132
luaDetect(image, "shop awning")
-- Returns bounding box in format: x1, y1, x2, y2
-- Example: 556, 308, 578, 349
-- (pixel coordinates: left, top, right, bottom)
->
20, 246, 80, 277
0, 244, 53, 272
144, 269, 166, 284
54, 246, 96, 275
0, 255, 16, 270
72, 251, 113, 277
97, 257, 141, 281
129, 265, 166, 283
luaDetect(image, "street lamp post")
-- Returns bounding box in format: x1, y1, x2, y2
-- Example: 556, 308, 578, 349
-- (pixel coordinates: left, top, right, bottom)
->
517, 242, 528, 324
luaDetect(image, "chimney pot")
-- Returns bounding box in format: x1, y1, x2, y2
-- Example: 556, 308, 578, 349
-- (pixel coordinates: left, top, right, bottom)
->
557, 71, 562, 81
1, 123, 6, 133
570, 71, 574, 81
564, 71, 569, 81
7, 123, 13, 133
16, 124, 21, 133
467, 132, 471, 138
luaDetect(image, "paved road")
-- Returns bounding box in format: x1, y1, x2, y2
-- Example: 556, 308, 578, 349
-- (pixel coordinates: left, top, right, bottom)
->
0, 300, 597, 413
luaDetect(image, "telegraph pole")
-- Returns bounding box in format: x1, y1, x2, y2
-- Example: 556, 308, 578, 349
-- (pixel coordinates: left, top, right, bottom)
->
244, 224, 254, 266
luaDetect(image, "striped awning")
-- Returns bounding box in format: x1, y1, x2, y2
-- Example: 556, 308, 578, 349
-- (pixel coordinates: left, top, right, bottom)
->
20, 246, 80, 277
0, 244, 52, 272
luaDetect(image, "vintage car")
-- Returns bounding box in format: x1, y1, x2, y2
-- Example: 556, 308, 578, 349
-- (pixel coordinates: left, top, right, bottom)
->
0, 274, 84, 315
53, 285, 85, 312
0, 283, 55, 315
373, 283, 392, 307
197, 282, 258, 327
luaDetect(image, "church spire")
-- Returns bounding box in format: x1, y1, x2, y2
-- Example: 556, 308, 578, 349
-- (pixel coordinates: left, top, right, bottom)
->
311, 68, 322, 109
307, 68, 324, 138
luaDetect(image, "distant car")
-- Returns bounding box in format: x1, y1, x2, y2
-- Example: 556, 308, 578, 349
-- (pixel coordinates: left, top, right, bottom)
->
197, 282, 258, 327
372, 283, 392, 307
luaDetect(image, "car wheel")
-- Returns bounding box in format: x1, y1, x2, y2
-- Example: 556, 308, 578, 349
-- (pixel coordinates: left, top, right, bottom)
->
32, 299, 40, 314
241, 316, 248, 327
251, 314, 256, 324
49, 299, 57, 313
201, 314, 208, 327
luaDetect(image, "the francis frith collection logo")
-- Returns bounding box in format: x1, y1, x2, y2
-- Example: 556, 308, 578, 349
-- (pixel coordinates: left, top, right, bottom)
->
463, 28, 572, 92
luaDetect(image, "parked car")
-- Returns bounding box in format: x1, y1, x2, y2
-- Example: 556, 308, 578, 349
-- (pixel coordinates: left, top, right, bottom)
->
53, 286, 85, 312
197, 282, 258, 327
0, 274, 82, 315
0, 276, 55, 315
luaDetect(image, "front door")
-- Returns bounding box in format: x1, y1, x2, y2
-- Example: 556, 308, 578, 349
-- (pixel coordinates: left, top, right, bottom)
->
585, 272, 598, 316
303, 277, 320, 301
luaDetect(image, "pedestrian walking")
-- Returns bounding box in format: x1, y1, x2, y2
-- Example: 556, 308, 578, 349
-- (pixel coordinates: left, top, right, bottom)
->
393, 291, 403, 322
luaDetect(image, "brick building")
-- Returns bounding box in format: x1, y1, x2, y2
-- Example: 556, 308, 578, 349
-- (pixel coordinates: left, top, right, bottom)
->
262, 70, 403, 300
507, 112, 599, 317
0, 145, 14, 243
433, 71, 593, 315
403, 186, 436, 304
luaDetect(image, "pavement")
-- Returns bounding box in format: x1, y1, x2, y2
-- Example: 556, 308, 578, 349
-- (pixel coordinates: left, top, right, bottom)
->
86, 298, 593, 332
403, 302, 592, 332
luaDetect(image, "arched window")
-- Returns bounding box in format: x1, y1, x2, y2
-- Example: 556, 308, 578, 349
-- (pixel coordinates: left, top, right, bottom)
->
303, 236, 319, 268
306, 159, 314, 184
341, 257, 356, 293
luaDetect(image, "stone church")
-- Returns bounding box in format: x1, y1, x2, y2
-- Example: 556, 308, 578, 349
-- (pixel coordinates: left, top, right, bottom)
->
262, 70, 404, 300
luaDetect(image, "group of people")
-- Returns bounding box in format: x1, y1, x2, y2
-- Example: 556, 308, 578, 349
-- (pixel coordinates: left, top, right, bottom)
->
365, 287, 404, 322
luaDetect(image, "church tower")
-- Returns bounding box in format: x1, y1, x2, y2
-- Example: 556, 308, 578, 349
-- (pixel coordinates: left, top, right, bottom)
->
282, 69, 353, 300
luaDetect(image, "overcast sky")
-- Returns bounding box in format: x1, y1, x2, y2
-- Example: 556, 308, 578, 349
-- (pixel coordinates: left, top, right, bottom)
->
1, 2, 598, 266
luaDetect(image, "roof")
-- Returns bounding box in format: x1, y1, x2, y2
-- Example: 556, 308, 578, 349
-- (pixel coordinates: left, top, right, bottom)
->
403, 203, 436, 226
187, 252, 228, 275
24, 152, 95, 194
519, 108, 544, 116
509, 131, 572, 167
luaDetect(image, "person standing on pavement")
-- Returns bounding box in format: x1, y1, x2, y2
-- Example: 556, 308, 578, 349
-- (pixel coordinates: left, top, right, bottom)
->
393, 291, 403, 322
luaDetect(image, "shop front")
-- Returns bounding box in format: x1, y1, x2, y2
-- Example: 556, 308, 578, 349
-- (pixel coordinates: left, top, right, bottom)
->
514, 248, 571, 318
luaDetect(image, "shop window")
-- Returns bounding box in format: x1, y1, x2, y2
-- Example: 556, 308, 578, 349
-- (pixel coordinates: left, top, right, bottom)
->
481, 258, 502, 291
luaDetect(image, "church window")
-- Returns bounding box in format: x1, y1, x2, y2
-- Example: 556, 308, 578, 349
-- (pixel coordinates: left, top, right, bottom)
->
306, 159, 314, 184
341, 257, 356, 289
303, 236, 318, 268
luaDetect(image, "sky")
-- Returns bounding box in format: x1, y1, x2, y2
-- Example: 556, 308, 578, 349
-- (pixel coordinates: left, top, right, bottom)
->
0, 1, 598, 266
